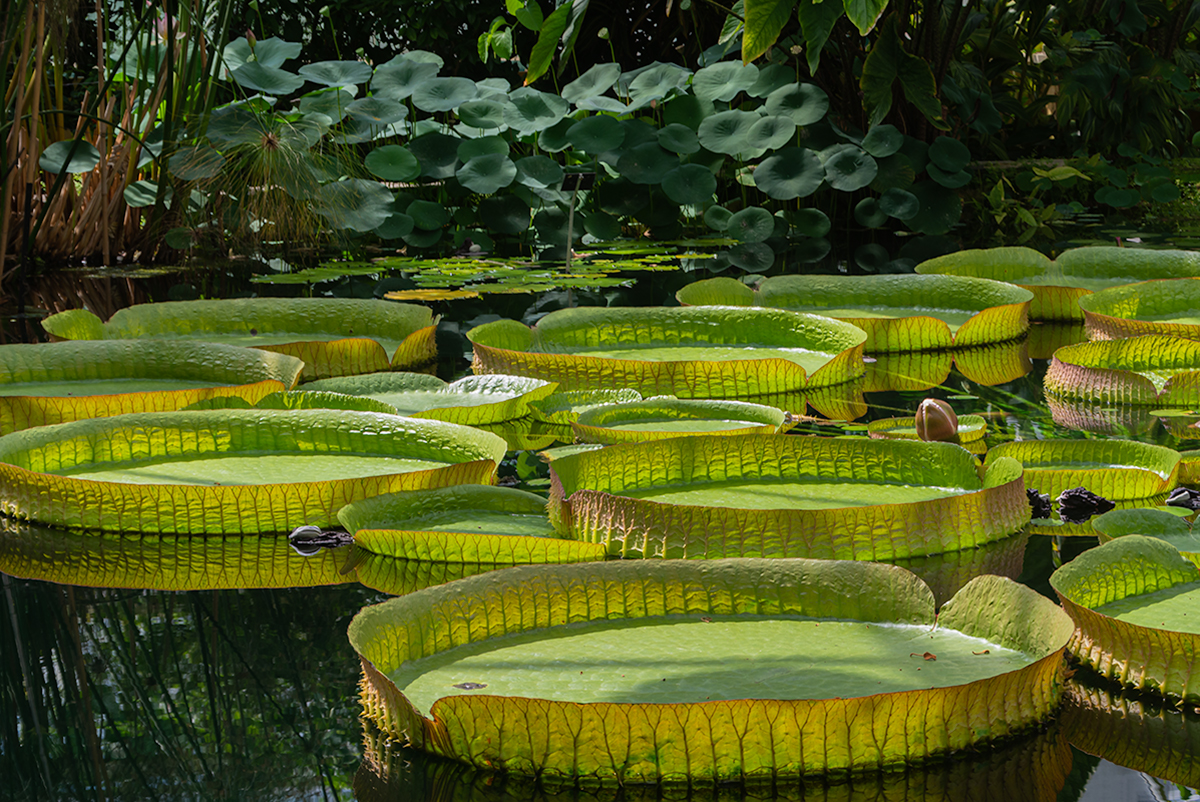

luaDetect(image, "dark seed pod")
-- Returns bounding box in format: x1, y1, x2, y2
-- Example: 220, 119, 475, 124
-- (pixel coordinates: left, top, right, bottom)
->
1056, 487, 1116, 525
915, 398, 959, 443
1026, 488, 1052, 520
288, 524, 354, 556
1166, 487, 1200, 512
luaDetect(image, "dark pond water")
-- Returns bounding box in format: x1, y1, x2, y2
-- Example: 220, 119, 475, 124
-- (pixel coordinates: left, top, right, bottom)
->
4, 234, 1200, 800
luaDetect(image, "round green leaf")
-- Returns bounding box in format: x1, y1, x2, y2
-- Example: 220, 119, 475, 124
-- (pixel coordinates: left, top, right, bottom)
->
907, 181, 963, 235
39, 140, 101, 174
764, 83, 829, 126
627, 62, 692, 105
407, 199, 449, 230
879, 188, 919, 220
402, 228, 442, 249
313, 179, 393, 232
123, 179, 170, 208
796, 236, 832, 262
691, 62, 759, 102
616, 143, 678, 185
412, 77, 477, 113
596, 178, 650, 217
728, 241, 775, 272
697, 110, 759, 156
567, 116, 625, 154
747, 64, 794, 98
457, 99, 509, 129
298, 60, 373, 87
457, 135, 509, 162
577, 96, 630, 114
927, 162, 972, 189
856, 243, 889, 271
790, 208, 831, 237
727, 206, 774, 243
298, 88, 353, 122
657, 123, 700, 155
373, 58, 439, 101
823, 145, 878, 192
861, 124, 903, 158
456, 154, 517, 194
346, 96, 407, 125
537, 118, 574, 153
231, 62, 305, 95
478, 195, 530, 234
662, 95, 713, 130
408, 132, 461, 180
562, 63, 622, 104
505, 87, 569, 135
870, 153, 917, 192
854, 198, 888, 228
747, 115, 797, 152
753, 147, 823, 200
704, 205, 733, 231
167, 145, 224, 181
365, 145, 420, 181
661, 164, 717, 205
515, 155, 564, 189
375, 212, 414, 239
928, 136, 971, 172
583, 211, 622, 240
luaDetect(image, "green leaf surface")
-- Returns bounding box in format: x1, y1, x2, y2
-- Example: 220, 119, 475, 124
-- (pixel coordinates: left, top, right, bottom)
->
823, 144, 878, 191
505, 87, 570, 135
352, 560, 1069, 779
572, 396, 789, 443
752, 147, 824, 200
692, 62, 760, 102
550, 435, 1029, 559
561, 63, 622, 104
799, 0, 843, 73
524, 1, 572, 85
986, 439, 1179, 502
566, 115, 625, 153
1079, 278, 1200, 341
468, 306, 867, 398
868, 414, 987, 443
456, 154, 517, 194
1045, 335, 1200, 407
412, 77, 478, 113
372, 57, 440, 101
1092, 508, 1200, 569
298, 60, 373, 86
231, 62, 306, 95
314, 179, 394, 232
742, 0, 794, 63
365, 145, 420, 181
697, 109, 760, 157
1051, 536, 1200, 701
661, 163, 717, 205
764, 83, 830, 126
41, 298, 435, 380
528, 388, 643, 424
0, 410, 505, 534
39, 140, 101, 174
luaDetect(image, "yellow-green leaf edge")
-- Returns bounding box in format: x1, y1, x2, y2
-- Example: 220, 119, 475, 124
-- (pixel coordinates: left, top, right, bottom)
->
1078, 278, 1200, 341
985, 439, 1180, 501
572, 396, 792, 444
1044, 336, 1200, 406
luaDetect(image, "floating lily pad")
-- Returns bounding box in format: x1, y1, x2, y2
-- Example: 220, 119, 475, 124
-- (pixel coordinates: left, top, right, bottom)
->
677, 274, 1032, 352
0, 518, 352, 590
468, 306, 867, 403
1044, 335, 1200, 407
527, 388, 643, 424
41, 298, 436, 381
1051, 535, 1200, 703
352, 559, 1069, 779
550, 436, 1028, 559
0, 340, 302, 435
1078, 278, 1200, 341
0, 409, 505, 534
572, 396, 791, 444
868, 414, 987, 444
302, 372, 555, 425
338, 485, 605, 570
1091, 508, 1200, 570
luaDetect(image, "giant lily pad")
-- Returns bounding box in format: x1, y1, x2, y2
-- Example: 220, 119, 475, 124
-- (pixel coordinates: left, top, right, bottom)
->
1091, 508, 1200, 570
864, 340, 1031, 393
303, 372, 555, 425
351, 559, 1071, 780
527, 388, 643, 425
868, 414, 987, 446
1051, 535, 1200, 703
1044, 336, 1200, 407
572, 396, 792, 444
1078, 277, 1200, 341
0, 340, 302, 435
918, 246, 1200, 322
467, 307, 867, 406
676, 275, 1032, 352
549, 435, 1029, 560
41, 298, 437, 380
338, 485, 606, 569
985, 439, 1179, 505
0, 410, 505, 534
0, 518, 350, 590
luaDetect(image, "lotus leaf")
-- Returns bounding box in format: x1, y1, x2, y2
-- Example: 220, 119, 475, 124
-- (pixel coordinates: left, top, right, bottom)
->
1092, 508, 1200, 570
880, 187, 919, 219
661, 164, 717, 205
676, 274, 1032, 352
411, 77, 477, 112
868, 414, 987, 444
513, 155, 563, 189
39, 140, 102, 174
1051, 536, 1200, 703
299, 88, 353, 121
351, 559, 1070, 779
728, 242, 775, 272
314, 179, 394, 232
408, 131, 461, 179
790, 207, 832, 237
561, 63, 622, 104
302, 372, 555, 425
478, 195, 530, 234
616, 143, 678, 185
456, 98, 509, 129
364, 145, 420, 181
297, 59, 373, 87
746, 115, 796, 153
455, 154, 517, 194
467, 306, 867, 403
726, 207, 775, 243
0, 518, 350, 590
696, 110, 759, 157
346, 97, 407, 125
456, 136, 509, 164
1078, 278, 1200, 340
505, 87, 569, 135
861, 124, 903, 157
1044, 336, 1200, 407
0, 409, 505, 534
823, 145, 878, 191
549, 436, 1029, 559
763, 82, 830, 126
42, 298, 436, 380
572, 396, 791, 444
0, 340, 303, 434
656, 123, 700, 154
338, 485, 605, 569
691, 62, 759, 102
906, 181, 960, 235
566, 115, 624, 154
231, 62, 306, 95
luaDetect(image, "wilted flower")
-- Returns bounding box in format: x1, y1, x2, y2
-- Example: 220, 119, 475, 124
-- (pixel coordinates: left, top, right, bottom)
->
1167, 486, 1200, 512
288, 524, 353, 556
1057, 487, 1116, 525
915, 398, 959, 443
1026, 488, 1052, 519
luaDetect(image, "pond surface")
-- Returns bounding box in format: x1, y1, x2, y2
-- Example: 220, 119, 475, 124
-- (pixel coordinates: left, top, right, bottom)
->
5, 244, 1200, 800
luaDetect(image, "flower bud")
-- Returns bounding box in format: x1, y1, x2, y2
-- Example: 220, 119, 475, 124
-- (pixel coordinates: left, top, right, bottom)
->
915, 398, 959, 443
